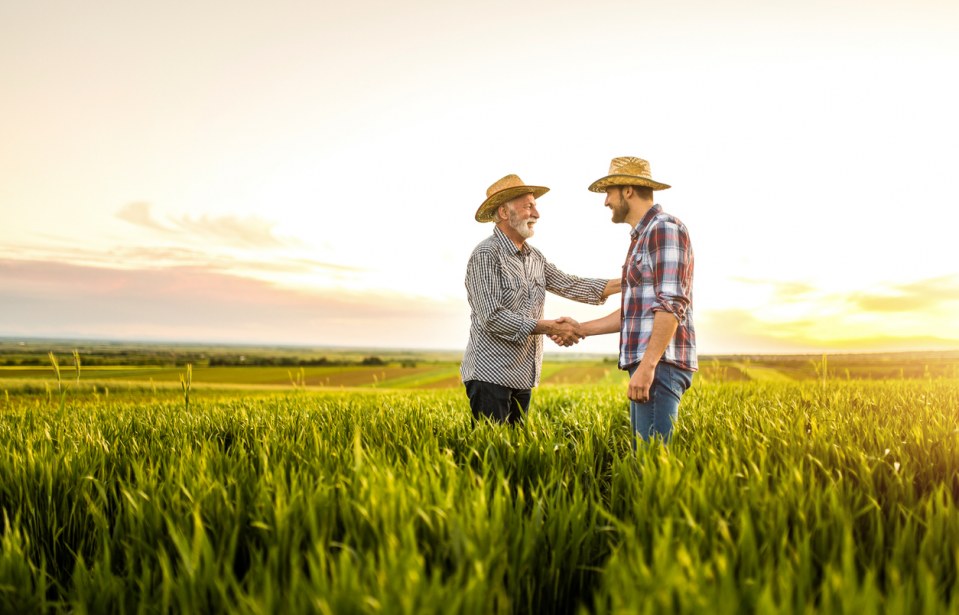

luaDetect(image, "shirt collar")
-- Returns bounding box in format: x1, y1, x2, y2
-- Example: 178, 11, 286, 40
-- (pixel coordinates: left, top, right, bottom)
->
493, 225, 528, 255
630, 203, 663, 239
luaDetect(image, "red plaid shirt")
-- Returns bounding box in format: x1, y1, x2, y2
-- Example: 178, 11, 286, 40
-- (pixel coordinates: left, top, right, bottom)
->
619, 204, 697, 372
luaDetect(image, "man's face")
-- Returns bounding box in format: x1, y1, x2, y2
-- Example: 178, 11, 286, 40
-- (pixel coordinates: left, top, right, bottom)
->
504, 193, 539, 239
605, 187, 629, 223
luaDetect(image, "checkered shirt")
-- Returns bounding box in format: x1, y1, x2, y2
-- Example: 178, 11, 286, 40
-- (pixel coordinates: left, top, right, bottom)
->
461, 227, 609, 389
620, 204, 698, 372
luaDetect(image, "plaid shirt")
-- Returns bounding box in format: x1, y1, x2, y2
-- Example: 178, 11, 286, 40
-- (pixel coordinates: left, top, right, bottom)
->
461, 227, 608, 389
620, 204, 697, 372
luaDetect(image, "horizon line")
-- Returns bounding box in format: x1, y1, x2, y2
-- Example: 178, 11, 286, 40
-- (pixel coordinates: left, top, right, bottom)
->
2, 335, 958, 360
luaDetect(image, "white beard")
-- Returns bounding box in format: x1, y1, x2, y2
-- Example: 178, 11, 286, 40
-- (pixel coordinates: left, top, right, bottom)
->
509, 211, 535, 239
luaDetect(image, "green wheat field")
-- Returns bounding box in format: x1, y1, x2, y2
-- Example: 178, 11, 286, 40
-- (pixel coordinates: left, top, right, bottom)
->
2, 341, 959, 613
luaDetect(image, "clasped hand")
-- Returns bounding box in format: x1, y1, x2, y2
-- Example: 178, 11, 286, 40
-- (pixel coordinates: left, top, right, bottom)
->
548, 316, 584, 347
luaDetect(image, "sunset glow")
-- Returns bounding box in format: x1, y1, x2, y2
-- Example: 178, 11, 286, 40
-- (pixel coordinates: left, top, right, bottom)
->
2, 0, 958, 355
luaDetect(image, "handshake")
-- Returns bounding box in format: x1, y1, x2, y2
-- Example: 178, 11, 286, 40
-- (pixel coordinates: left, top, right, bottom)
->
546, 316, 585, 347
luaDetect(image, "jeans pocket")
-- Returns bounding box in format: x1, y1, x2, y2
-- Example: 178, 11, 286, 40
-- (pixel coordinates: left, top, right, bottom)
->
672, 367, 692, 396
659, 364, 691, 399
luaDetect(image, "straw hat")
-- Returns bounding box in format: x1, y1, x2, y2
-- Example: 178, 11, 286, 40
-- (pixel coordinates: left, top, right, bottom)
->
475, 174, 549, 222
588, 156, 670, 193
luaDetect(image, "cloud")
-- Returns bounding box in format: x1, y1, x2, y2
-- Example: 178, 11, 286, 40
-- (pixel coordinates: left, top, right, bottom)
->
747, 280, 816, 301
730, 275, 959, 315
850, 275, 959, 313
116, 201, 168, 232
852, 294, 929, 313
730, 277, 818, 301
771, 281, 818, 300
106, 246, 361, 275
0, 242, 361, 279
696, 307, 959, 355
0, 259, 466, 349
117, 202, 296, 249
3, 260, 955, 354
696, 309, 819, 354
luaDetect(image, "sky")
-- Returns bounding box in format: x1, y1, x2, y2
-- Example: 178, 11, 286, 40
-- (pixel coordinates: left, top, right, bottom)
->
2, 0, 958, 357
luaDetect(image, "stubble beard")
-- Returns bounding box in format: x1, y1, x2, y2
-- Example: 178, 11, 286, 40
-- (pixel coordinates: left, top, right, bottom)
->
610, 196, 629, 224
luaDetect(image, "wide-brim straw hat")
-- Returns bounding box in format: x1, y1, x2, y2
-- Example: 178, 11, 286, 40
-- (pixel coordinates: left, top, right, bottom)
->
475, 174, 549, 222
588, 156, 671, 193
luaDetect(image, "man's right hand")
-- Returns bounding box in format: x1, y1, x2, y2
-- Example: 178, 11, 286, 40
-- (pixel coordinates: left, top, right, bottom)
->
549, 317, 583, 347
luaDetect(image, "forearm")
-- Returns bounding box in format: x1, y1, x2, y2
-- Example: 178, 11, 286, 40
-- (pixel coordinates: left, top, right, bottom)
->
544, 262, 610, 305
578, 309, 621, 337
533, 319, 567, 337
483, 309, 537, 342
638, 311, 680, 370
601, 279, 621, 299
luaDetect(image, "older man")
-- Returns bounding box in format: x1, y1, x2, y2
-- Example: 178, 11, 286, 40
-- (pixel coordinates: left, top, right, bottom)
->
568, 157, 697, 443
461, 174, 618, 425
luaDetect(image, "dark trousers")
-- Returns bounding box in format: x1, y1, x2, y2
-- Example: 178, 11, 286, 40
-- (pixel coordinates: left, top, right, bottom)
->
464, 380, 531, 425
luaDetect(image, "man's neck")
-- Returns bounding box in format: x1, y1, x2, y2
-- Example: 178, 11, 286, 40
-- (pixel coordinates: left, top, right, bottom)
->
497, 223, 526, 251
625, 200, 655, 228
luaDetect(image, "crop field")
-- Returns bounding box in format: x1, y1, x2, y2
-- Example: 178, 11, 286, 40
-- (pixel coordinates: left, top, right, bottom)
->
3, 353, 959, 394
2, 344, 959, 613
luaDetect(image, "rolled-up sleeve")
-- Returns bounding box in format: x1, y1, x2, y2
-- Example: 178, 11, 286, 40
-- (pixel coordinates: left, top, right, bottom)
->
543, 260, 608, 305
648, 221, 693, 322
465, 251, 537, 342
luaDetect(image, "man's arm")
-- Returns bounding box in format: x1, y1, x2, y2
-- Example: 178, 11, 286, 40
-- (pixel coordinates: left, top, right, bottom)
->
576, 309, 621, 337
648, 221, 693, 322
542, 260, 612, 305
466, 251, 583, 346
628, 219, 692, 401
627, 310, 679, 402
602, 279, 621, 299
551, 309, 620, 345
534, 318, 581, 346
465, 251, 537, 343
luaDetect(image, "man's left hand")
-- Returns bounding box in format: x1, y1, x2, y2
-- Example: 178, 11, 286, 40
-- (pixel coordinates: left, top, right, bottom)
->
628, 364, 655, 402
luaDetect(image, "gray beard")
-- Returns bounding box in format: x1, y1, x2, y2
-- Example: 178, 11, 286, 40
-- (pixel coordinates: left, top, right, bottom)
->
509, 212, 534, 239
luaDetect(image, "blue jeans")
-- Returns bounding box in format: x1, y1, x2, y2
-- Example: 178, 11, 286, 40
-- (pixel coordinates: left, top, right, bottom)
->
627, 362, 693, 444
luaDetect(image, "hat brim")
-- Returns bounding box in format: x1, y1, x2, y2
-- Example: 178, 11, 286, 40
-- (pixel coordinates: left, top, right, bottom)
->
475, 185, 549, 222
588, 175, 670, 193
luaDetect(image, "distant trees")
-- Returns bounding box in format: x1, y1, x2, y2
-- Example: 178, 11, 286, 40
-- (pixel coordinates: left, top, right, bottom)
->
208, 356, 338, 367
0, 357, 45, 366
0, 349, 421, 369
